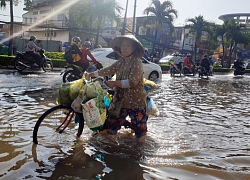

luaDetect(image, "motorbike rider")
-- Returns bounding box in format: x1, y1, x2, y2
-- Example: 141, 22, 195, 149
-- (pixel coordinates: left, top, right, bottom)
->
25, 35, 43, 67
200, 54, 210, 74
172, 52, 183, 72
143, 48, 149, 60
183, 54, 192, 72
208, 56, 214, 74
70, 36, 89, 76
234, 58, 245, 74
81, 41, 100, 73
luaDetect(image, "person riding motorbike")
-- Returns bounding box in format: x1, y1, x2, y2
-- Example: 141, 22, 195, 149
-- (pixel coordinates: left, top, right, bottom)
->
143, 48, 150, 60
81, 41, 100, 73
183, 54, 192, 72
200, 54, 210, 74
70, 36, 89, 77
172, 52, 183, 72
234, 58, 245, 75
208, 56, 214, 74
25, 35, 43, 67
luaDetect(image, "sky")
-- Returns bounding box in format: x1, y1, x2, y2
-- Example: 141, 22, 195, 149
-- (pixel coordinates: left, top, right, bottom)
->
0, 0, 250, 26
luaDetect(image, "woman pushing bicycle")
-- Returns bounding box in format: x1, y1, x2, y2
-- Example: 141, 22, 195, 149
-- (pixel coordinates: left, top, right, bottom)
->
87, 35, 148, 143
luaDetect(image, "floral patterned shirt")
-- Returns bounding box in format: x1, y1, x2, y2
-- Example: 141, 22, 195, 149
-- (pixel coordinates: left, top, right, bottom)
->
98, 57, 147, 109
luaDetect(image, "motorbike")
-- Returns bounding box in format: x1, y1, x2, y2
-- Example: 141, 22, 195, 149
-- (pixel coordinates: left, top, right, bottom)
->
61, 61, 103, 83
197, 66, 209, 79
13, 49, 53, 72
170, 62, 182, 77
182, 61, 196, 76
234, 67, 245, 76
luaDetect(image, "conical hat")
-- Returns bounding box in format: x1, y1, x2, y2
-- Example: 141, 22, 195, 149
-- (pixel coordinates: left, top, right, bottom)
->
111, 35, 144, 58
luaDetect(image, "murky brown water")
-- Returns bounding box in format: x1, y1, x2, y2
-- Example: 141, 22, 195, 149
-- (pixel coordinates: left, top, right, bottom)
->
0, 71, 250, 180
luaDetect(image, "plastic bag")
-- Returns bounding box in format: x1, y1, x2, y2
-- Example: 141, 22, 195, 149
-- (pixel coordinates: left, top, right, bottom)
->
71, 85, 87, 113
86, 81, 102, 98
57, 77, 86, 105
143, 78, 158, 93
69, 78, 86, 101
146, 96, 160, 116
104, 93, 112, 109
82, 84, 106, 132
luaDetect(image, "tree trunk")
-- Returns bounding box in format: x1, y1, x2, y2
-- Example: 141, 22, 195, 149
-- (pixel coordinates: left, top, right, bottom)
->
152, 28, 158, 59
95, 18, 102, 48
194, 43, 197, 61
8, 0, 14, 56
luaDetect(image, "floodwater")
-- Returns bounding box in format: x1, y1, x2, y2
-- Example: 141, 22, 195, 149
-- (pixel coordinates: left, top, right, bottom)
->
0, 70, 250, 180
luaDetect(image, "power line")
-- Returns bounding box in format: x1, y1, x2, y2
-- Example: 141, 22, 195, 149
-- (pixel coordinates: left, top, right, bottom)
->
0, 13, 23, 19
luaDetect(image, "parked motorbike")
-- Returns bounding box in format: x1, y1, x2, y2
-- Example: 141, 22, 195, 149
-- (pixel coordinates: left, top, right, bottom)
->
61, 61, 103, 83
13, 49, 53, 72
170, 62, 182, 77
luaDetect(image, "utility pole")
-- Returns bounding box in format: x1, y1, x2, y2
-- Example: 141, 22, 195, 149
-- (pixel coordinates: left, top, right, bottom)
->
121, 0, 129, 35
132, 0, 137, 35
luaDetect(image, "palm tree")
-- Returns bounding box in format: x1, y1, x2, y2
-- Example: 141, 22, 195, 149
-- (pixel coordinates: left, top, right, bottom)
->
73, 0, 123, 47
185, 15, 211, 60
224, 19, 249, 65
143, 0, 178, 55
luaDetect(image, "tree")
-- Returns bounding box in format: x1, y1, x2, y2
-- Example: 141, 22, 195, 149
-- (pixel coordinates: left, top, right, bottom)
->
143, 0, 177, 56
73, 0, 122, 47
185, 15, 211, 60
223, 19, 249, 66
1, 0, 16, 55
0, 0, 32, 55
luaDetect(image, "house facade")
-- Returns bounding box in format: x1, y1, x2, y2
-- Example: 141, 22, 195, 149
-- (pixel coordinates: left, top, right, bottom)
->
22, 0, 119, 49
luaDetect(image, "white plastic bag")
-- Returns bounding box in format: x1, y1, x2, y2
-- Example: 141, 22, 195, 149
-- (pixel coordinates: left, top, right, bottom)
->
81, 84, 106, 131
146, 96, 160, 116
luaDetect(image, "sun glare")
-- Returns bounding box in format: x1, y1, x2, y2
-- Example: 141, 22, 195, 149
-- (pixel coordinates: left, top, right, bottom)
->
0, 0, 80, 44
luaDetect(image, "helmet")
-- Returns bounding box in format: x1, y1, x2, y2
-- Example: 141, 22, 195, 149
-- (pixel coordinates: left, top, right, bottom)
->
204, 54, 208, 58
144, 48, 148, 52
30, 35, 36, 41
84, 41, 91, 46
72, 36, 81, 43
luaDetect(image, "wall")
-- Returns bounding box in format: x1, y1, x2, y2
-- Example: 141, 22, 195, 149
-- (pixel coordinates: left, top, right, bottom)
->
13, 38, 62, 52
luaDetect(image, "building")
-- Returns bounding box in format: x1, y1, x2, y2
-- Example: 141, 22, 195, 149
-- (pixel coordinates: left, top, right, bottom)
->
219, 13, 250, 26
22, 0, 119, 49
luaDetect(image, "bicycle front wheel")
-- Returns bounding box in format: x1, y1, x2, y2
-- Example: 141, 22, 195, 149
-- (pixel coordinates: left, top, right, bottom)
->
33, 105, 84, 145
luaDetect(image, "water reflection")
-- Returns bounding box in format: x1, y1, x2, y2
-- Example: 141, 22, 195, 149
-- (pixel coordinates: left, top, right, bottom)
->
0, 73, 250, 180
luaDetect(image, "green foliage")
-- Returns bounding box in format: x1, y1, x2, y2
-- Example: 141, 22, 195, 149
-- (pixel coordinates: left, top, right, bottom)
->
143, 0, 178, 54
72, 0, 122, 45
45, 52, 64, 59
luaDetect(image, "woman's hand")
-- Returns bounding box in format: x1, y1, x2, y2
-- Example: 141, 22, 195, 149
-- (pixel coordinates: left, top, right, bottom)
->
86, 72, 95, 80
105, 81, 117, 88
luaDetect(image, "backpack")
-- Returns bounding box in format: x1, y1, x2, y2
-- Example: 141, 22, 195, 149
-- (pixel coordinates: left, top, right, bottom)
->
64, 46, 73, 63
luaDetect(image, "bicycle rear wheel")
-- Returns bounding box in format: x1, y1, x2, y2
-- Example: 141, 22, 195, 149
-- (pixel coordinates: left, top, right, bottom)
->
33, 105, 84, 145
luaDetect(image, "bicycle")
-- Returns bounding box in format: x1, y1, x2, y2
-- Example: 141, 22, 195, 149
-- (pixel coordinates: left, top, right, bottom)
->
33, 105, 85, 145
32, 92, 131, 145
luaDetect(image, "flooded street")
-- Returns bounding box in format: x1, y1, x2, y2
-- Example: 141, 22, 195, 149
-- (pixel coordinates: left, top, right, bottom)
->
0, 70, 250, 180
